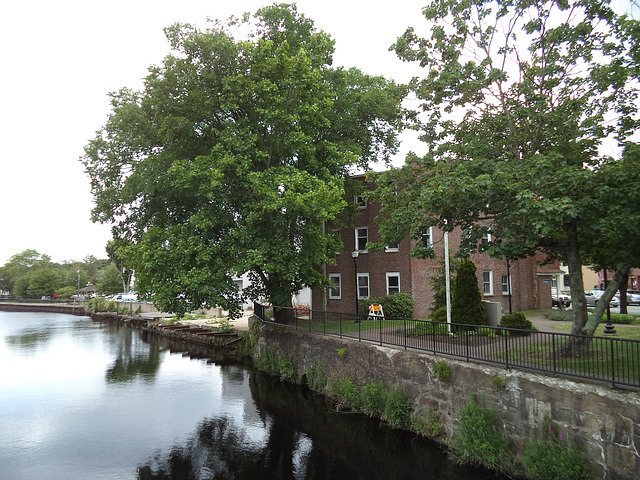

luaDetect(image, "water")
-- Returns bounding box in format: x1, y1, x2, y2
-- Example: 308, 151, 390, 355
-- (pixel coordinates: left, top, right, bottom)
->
0, 311, 504, 479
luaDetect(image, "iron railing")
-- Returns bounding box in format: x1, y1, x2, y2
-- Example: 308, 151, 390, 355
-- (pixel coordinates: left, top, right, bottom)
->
254, 303, 640, 390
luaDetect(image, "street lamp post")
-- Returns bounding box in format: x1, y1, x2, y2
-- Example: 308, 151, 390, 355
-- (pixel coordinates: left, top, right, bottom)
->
352, 249, 360, 322
603, 268, 616, 335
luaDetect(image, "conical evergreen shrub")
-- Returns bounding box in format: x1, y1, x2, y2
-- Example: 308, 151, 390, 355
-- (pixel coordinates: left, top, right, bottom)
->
451, 258, 488, 326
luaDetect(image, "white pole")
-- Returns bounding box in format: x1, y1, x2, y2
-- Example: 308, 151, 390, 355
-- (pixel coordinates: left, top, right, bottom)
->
444, 228, 452, 333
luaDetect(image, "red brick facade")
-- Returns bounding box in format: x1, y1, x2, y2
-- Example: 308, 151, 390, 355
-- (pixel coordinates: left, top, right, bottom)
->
312, 178, 557, 318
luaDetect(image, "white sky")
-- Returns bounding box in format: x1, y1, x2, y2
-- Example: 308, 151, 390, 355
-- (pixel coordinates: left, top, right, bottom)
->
0, 0, 429, 266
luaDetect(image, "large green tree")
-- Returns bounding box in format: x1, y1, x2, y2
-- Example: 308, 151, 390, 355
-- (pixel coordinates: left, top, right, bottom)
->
81, 4, 404, 319
374, 0, 639, 342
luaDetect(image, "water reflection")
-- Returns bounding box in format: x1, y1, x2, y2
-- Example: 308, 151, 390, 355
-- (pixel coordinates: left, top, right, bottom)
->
1, 312, 507, 480
137, 370, 504, 480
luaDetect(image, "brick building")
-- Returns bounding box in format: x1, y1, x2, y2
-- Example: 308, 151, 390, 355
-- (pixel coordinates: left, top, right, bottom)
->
311, 176, 559, 318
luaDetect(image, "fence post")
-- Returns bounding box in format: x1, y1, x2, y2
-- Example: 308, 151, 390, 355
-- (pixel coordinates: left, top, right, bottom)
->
404, 318, 407, 350
504, 332, 509, 369
339, 313, 343, 338
466, 330, 470, 361
552, 334, 557, 374
379, 316, 383, 346
610, 337, 616, 389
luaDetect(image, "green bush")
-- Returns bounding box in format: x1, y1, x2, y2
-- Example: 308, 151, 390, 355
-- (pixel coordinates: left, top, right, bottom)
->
499, 312, 536, 335
449, 397, 513, 473
411, 409, 444, 437
335, 378, 361, 410
523, 426, 594, 480
451, 259, 488, 327
544, 309, 572, 322
609, 313, 634, 324
430, 306, 447, 323
362, 381, 386, 417
434, 360, 451, 381
358, 292, 414, 319
383, 387, 411, 429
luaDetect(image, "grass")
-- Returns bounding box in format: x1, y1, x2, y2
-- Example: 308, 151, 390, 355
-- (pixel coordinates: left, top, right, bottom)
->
298, 315, 406, 335
493, 326, 640, 386
550, 323, 640, 340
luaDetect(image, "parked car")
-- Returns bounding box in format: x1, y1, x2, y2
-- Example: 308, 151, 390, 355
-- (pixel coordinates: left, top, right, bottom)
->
111, 293, 138, 302
584, 290, 620, 307
551, 288, 571, 307
624, 290, 640, 305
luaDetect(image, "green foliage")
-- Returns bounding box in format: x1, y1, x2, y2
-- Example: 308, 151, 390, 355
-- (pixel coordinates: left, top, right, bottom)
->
256, 348, 296, 382
358, 292, 415, 319
277, 357, 296, 382
305, 361, 327, 392
375, 0, 640, 339
609, 313, 634, 324
427, 255, 459, 310
362, 380, 387, 417
411, 409, 444, 437
97, 263, 124, 296
216, 318, 233, 334
336, 348, 346, 356
491, 376, 507, 391
451, 259, 487, 327
544, 309, 573, 322
405, 320, 449, 337
523, 424, 594, 480
434, 360, 451, 381
450, 397, 513, 473
80, 4, 404, 317
429, 306, 447, 323
499, 312, 536, 335
333, 378, 361, 410
383, 387, 411, 429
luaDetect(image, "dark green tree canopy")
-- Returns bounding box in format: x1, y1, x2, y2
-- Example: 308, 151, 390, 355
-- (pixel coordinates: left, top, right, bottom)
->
374, 0, 640, 337
82, 4, 405, 316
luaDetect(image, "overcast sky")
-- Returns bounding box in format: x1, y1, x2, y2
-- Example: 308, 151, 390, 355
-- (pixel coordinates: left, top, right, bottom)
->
2, 1, 636, 267
0, 0, 430, 266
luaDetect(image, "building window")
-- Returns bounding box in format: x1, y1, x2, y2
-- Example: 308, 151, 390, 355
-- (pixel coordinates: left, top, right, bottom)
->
481, 231, 492, 244
355, 195, 367, 209
563, 275, 571, 287
355, 227, 369, 252
385, 242, 399, 252
501, 275, 511, 295
357, 273, 370, 299
386, 272, 400, 295
483, 270, 494, 295
329, 274, 341, 299
421, 227, 433, 248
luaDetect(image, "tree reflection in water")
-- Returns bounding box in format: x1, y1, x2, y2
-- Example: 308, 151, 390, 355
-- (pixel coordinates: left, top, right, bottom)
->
137, 370, 507, 480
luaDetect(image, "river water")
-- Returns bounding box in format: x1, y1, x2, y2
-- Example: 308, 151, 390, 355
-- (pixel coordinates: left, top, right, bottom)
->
0, 311, 505, 479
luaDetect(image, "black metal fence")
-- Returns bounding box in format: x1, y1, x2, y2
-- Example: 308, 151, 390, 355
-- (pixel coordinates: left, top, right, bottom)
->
254, 303, 640, 390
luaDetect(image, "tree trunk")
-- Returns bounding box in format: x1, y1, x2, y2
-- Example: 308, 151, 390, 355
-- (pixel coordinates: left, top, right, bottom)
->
562, 222, 589, 335
619, 274, 629, 315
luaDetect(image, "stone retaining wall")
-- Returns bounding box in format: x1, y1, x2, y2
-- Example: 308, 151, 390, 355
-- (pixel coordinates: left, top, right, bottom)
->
254, 320, 640, 480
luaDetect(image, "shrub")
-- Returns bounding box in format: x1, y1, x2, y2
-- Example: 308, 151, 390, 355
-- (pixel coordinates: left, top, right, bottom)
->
434, 360, 451, 381
362, 381, 386, 417
499, 312, 536, 335
451, 259, 488, 326
449, 397, 513, 473
411, 409, 444, 437
609, 313, 634, 324
523, 426, 594, 480
544, 309, 572, 322
383, 387, 411, 429
335, 378, 361, 410
358, 292, 414, 318
430, 306, 447, 323
491, 376, 507, 391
